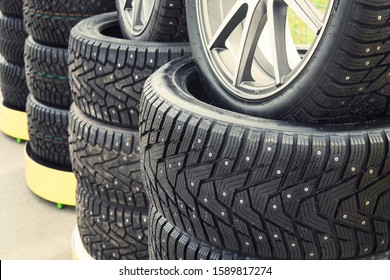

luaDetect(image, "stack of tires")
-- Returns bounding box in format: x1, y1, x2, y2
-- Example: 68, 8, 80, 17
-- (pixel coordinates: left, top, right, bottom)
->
68, 1, 190, 259
23, 0, 115, 208
141, 0, 390, 260
0, 0, 28, 141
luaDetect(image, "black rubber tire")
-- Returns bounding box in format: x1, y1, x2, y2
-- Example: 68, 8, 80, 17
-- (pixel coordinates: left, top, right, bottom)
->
26, 94, 70, 167
25, 37, 71, 109
23, 0, 116, 47
140, 56, 390, 260
76, 187, 149, 260
150, 208, 390, 260
186, 0, 390, 125
69, 104, 147, 207
116, 0, 188, 42
0, 60, 29, 110
68, 12, 191, 128
0, 13, 27, 66
0, 0, 23, 17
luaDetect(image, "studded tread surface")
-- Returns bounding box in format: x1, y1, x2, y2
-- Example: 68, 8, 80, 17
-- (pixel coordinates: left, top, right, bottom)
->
150, 208, 390, 260
25, 37, 71, 108
116, 0, 188, 42
76, 187, 149, 260
149, 207, 253, 260
69, 105, 147, 207
187, 0, 390, 124
68, 12, 191, 128
0, 0, 23, 17
0, 60, 29, 110
140, 57, 390, 260
23, 0, 116, 47
26, 94, 70, 167
0, 13, 27, 66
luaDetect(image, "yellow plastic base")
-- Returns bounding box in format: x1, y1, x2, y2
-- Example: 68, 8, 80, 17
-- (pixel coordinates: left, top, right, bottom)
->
0, 103, 29, 141
25, 145, 77, 206
71, 226, 94, 260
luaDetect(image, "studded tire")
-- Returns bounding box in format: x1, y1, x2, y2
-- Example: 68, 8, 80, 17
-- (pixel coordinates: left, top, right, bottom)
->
140, 56, 390, 260
0, 13, 27, 66
186, 0, 390, 125
0, 60, 29, 110
76, 188, 149, 260
0, 0, 23, 17
149, 208, 390, 260
68, 12, 191, 128
69, 104, 147, 208
26, 94, 70, 167
116, 0, 188, 42
70, 105, 149, 260
25, 37, 71, 108
23, 0, 116, 47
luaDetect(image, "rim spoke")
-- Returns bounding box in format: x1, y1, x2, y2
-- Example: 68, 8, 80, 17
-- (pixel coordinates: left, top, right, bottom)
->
234, 1, 267, 86
208, 0, 249, 50
131, 0, 143, 29
268, 0, 290, 85
284, 0, 324, 33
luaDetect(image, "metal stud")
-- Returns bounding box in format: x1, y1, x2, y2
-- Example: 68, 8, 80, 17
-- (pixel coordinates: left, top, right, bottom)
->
287, 194, 292, 199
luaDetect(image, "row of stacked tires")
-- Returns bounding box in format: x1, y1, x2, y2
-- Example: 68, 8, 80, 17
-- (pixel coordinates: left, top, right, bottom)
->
0, 0, 388, 260
0, 0, 28, 140
69, 0, 390, 260
23, 0, 116, 207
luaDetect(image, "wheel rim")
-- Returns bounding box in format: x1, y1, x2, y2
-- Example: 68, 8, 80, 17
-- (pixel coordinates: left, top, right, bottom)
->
196, 0, 335, 100
118, 0, 156, 36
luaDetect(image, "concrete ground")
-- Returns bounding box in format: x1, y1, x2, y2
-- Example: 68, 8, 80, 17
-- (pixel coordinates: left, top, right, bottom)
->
0, 95, 76, 260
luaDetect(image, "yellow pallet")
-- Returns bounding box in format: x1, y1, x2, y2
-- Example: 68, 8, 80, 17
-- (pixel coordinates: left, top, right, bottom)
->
0, 103, 29, 142
25, 144, 77, 208
71, 226, 94, 260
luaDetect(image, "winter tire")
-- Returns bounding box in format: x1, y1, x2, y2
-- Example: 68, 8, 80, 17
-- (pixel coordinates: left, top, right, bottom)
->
0, 0, 23, 17
0, 60, 29, 110
150, 208, 390, 260
69, 104, 147, 207
186, 0, 390, 124
26, 94, 70, 167
23, 0, 116, 47
116, 0, 188, 42
25, 37, 71, 108
0, 13, 27, 66
76, 187, 149, 260
140, 56, 390, 260
68, 12, 191, 128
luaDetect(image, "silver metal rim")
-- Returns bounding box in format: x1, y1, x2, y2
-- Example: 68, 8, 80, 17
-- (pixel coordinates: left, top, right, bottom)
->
197, 0, 335, 100
118, 0, 157, 36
